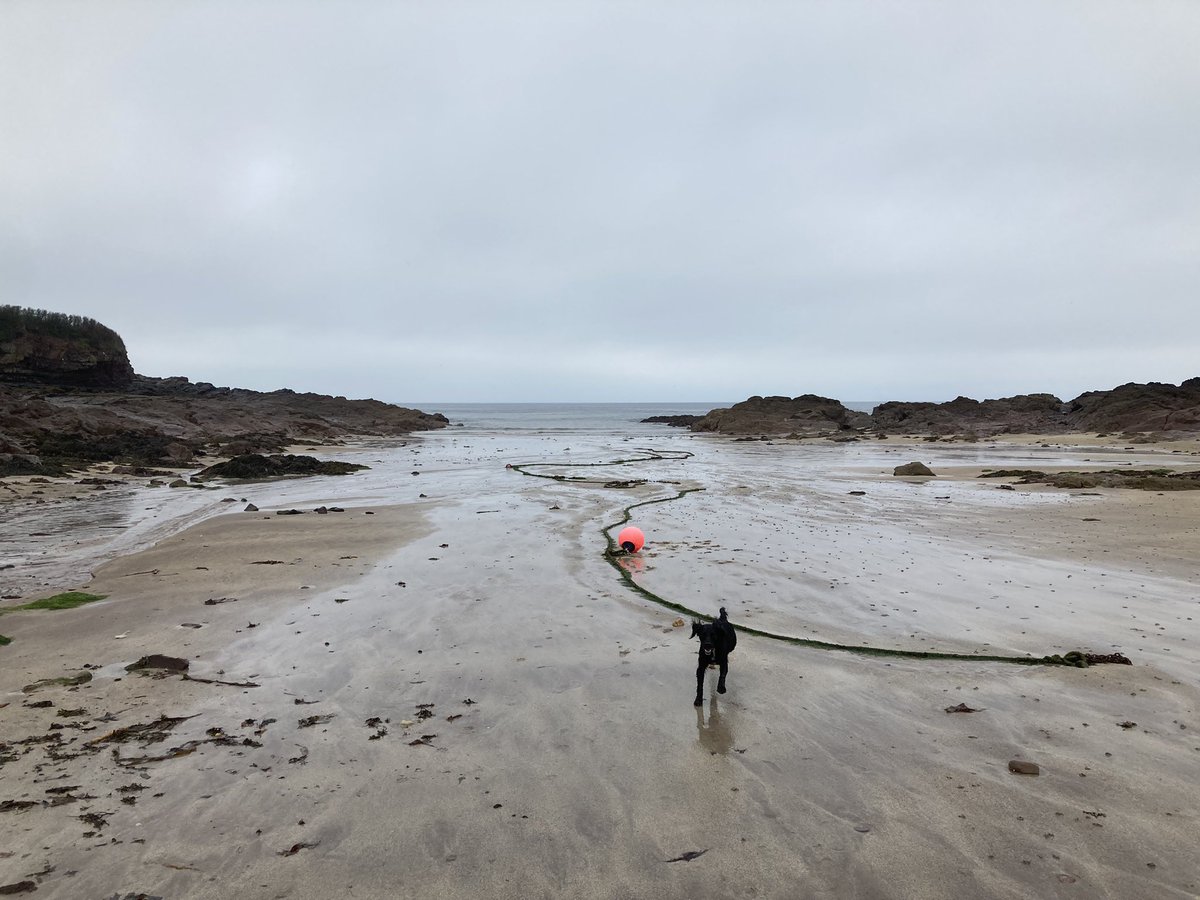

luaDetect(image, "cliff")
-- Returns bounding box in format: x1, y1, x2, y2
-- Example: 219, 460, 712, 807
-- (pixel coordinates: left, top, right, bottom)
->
0, 306, 134, 388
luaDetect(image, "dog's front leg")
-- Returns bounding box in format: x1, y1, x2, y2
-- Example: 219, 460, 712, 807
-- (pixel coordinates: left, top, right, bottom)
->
717, 656, 728, 695
694, 659, 706, 706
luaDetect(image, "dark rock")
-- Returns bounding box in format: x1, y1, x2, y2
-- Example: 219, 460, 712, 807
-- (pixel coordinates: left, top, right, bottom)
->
0, 880, 38, 895
893, 462, 935, 476
1066, 378, 1200, 433
244, 503, 258, 512
872, 393, 1067, 436
198, 454, 368, 479
691, 395, 869, 436
1008, 760, 1040, 775
642, 414, 702, 427
125, 655, 189, 672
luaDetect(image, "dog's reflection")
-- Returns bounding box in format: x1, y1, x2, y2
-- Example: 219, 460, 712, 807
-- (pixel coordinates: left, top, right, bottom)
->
695, 694, 734, 755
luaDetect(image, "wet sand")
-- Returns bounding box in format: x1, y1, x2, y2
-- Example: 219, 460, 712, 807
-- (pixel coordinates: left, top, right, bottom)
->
2, 433, 1199, 899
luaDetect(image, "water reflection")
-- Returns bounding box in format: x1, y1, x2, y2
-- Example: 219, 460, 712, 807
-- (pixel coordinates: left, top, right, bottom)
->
695, 694, 735, 755
619, 555, 647, 577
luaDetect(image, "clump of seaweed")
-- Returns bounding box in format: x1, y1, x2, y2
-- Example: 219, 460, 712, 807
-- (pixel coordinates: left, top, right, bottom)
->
10, 591, 107, 612
979, 469, 1200, 490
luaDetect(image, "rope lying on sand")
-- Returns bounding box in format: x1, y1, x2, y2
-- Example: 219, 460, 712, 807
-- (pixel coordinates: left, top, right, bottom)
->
513, 448, 1130, 668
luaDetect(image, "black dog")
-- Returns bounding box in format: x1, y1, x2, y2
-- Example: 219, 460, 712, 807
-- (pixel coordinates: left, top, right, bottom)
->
691, 607, 736, 706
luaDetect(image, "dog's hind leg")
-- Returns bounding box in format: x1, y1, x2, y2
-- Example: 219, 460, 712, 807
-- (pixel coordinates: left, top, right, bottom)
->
694, 660, 706, 706
717, 657, 728, 695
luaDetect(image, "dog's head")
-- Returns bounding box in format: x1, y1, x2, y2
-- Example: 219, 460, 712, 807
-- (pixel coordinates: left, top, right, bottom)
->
691, 620, 716, 659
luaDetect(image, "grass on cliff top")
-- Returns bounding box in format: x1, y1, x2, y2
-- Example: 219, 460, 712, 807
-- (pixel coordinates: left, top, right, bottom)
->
0, 591, 107, 615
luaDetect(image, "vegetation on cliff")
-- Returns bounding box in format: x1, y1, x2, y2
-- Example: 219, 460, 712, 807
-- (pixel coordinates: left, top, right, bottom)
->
0, 305, 134, 388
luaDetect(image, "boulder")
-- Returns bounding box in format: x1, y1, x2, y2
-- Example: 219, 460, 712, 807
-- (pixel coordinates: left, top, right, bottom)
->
125, 654, 189, 672
893, 462, 935, 476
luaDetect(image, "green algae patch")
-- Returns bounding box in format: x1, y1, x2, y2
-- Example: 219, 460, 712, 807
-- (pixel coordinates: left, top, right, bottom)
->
0, 634, 11, 646
13, 591, 107, 612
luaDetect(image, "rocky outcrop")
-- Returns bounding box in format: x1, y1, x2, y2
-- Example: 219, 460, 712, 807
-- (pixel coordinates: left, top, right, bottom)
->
691, 395, 870, 436
0, 381, 447, 475
0, 307, 135, 389
871, 394, 1067, 436
641, 414, 702, 427
197, 454, 369, 479
0, 310, 448, 476
682, 378, 1200, 438
1064, 379, 1200, 434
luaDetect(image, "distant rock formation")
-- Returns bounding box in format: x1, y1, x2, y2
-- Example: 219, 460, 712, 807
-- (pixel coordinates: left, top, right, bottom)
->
0, 306, 134, 388
682, 379, 1200, 438
0, 308, 447, 476
1065, 379, 1200, 433
690, 395, 871, 436
640, 414, 701, 427
872, 394, 1067, 436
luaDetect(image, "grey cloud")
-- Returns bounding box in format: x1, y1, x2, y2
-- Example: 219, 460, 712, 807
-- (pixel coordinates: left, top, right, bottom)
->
3, 2, 1198, 401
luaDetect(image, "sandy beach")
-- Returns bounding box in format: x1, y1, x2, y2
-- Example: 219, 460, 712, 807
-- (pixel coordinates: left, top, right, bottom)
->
2, 429, 1199, 899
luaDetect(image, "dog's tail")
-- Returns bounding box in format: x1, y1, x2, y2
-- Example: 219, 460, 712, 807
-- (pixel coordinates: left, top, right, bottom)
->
718, 606, 728, 621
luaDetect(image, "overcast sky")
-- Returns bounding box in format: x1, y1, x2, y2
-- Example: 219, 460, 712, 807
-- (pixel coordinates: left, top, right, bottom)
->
3, 2, 1198, 404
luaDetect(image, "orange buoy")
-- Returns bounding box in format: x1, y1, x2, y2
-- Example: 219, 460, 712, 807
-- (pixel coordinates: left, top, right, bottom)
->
617, 526, 645, 553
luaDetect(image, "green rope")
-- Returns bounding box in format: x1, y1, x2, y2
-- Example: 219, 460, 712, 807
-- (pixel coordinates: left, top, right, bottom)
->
516, 448, 1116, 668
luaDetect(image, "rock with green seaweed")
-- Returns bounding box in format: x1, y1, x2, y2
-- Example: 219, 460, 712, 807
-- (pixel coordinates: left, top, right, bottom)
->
999, 469, 1200, 490
197, 453, 368, 479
